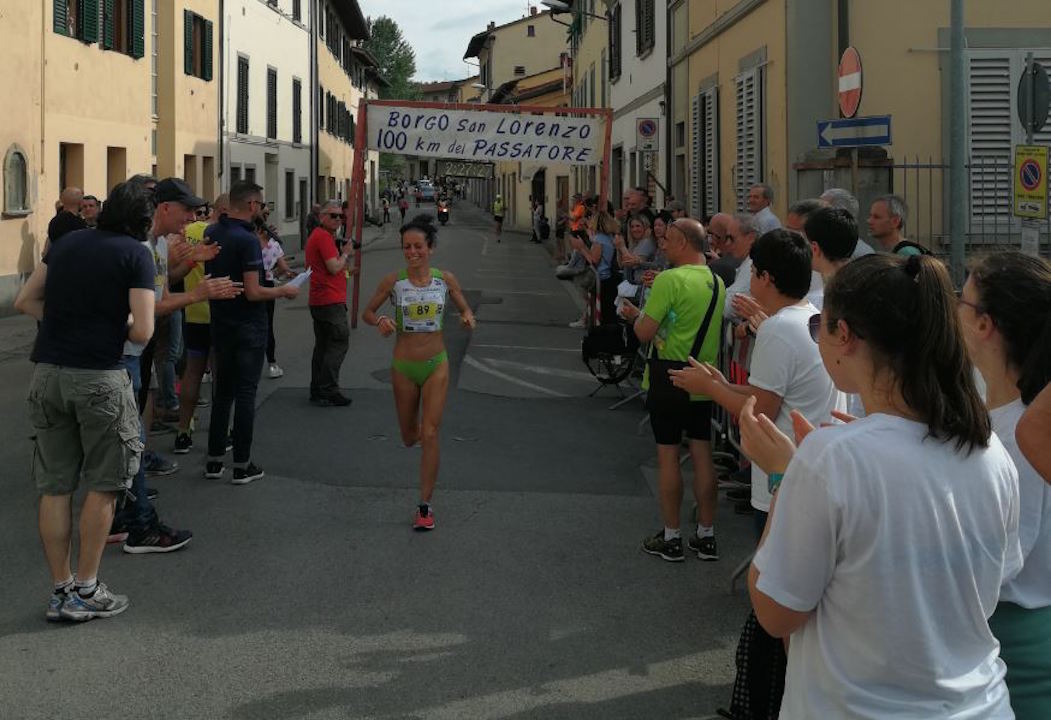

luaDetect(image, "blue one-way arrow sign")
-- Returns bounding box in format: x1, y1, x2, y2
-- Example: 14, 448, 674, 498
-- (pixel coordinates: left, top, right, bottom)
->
817, 115, 892, 148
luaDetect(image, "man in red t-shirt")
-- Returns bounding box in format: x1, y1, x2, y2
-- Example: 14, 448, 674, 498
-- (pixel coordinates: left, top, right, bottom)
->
305, 200, 354, 406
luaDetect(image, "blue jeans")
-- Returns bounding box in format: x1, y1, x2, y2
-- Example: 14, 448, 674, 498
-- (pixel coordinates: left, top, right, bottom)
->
156, 310, 183, 411
115, 354, 158, 532
208, 326, 265, 465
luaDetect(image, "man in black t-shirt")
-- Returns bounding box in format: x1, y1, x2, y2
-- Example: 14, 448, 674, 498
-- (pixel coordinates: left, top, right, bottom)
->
45, 187, 86, 256
15, 180, 156, 622
204, 181, 298, 485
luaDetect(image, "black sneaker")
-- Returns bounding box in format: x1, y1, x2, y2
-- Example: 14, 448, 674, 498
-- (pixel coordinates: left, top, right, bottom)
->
204, 461, 225, 479
123, 523, 193, 554
688, 534, 719, 561
326, 393, 352, 407
232, 463, 264, 485
173, 432, 193, 455
146, 486, 159, 501
642, 531, 685, 562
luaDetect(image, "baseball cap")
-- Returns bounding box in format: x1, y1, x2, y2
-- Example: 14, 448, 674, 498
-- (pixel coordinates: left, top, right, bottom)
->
154, 178, 206, 208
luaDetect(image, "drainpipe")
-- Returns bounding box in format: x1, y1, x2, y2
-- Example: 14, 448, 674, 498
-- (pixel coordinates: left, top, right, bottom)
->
948, 0, 966, 285
837, 0, 849, 57
310, 0, 318, 206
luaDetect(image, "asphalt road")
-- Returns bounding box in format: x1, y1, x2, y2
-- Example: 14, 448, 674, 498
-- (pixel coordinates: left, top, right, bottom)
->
0, 199, 752, 719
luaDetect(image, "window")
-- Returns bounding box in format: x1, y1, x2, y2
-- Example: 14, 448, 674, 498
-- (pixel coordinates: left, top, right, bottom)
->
527, 24, 535, 37
735, 66, 764, 211
968, 50, 1051, 223
236, 55, 249, 134
692, 87, 719, 219
54, 0, 97, 42
3, 146, 30, 216
293, 0, 301, 22
514, 65, 526, 76
285, 171, 295, 219
183, 10, 213, 80
608, 4, 622, 82
245, 166, 256, 185
292, 77, 303, 144
317, 0, 324, 38
99, 0, 144, 58
600, 49, 607, 106
267, 67, 278, 139
635, 0, 655, 56
318, 85, 325, 129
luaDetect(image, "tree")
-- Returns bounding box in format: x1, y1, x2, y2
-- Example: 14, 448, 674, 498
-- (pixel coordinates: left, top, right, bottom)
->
363, 16, 419, 101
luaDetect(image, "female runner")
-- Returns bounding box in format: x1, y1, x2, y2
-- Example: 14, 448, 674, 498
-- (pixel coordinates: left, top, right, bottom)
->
362, 214, 476, 530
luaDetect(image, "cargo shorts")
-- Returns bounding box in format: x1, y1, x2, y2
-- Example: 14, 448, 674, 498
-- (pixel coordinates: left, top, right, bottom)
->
27, 364, 144, 495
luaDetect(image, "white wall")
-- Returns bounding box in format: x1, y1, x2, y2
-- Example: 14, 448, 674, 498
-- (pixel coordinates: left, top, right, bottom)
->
224, 0, 311, 145
610, 0, 668, 206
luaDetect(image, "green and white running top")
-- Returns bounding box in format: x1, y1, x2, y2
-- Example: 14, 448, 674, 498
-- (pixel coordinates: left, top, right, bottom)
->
392, 268, 447, 333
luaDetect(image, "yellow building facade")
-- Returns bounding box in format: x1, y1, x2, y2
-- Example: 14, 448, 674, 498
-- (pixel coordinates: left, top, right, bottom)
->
0, 0, 155, 313
493, 68, 572, 231
671, 0, 1051, 247
156, 0, 219, 201
567, 0, 610, 202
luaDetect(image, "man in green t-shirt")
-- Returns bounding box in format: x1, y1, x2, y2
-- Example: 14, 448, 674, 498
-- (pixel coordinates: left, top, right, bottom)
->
621, 218, 726, 563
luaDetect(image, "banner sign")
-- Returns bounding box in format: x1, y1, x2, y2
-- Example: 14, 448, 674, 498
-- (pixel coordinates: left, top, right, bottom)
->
367, 105, 605, 166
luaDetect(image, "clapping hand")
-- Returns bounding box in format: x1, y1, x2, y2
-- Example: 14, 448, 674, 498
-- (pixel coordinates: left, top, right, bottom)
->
199, 275, 243, 301
668, 356, 726, 395
732, 294, 765, 319
739, 395, 797, 476
281, 284, 299, 299
167, 236, 194, 266
190, 242, 220, 264
748, 310, 768, 335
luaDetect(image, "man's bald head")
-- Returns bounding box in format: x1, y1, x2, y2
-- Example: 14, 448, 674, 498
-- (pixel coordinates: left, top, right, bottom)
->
59, 187, 83, 212
669, 218, 708, 253
707, 213, 732, 252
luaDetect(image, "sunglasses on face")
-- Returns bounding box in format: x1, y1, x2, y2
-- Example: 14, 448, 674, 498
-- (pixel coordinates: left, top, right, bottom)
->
195, 209, 209, 217
325, 213, 343, 219
808, 313, 822, 343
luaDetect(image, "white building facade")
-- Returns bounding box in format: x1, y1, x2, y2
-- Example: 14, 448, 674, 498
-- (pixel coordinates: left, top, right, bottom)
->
608, 0, 668, 208
223, 0, 312, 245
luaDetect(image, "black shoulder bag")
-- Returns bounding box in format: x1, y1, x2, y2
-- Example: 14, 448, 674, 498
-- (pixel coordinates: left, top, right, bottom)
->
646, 274, 723, 410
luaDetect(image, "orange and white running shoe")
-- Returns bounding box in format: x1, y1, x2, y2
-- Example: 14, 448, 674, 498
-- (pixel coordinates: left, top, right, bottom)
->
412, 504, 435, 531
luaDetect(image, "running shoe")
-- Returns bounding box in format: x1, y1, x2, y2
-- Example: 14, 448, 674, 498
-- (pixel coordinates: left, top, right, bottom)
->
46, 590, 70, 621
173, 432, 193, 455
202, 371, 212, 384
688, 534, 719, 561
568, 319, 587, 329
642, 531, 684, 562
197, 395, 210, 408
143, 452, 178, 477
149, 420, 175, 435
204, 461, 225, 479
123, 523, 193, 554
59, 583, 129, 621
412, 504, 435, 531
232, 463, 265, 485
268, 363, 284, 379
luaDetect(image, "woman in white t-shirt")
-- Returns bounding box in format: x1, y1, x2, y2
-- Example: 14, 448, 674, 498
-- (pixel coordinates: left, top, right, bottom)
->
739, 253, 1022, 719
959, 250, 1051, 720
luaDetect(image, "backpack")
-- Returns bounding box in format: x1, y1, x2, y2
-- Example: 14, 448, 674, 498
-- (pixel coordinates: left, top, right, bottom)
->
892, 240, 932, 256
538, 216, 551, 240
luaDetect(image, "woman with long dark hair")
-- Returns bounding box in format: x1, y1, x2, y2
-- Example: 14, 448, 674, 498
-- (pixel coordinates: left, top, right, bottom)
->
959, 250, 1051, 719
739, 253, 1021, 718
361, 215, 476, 530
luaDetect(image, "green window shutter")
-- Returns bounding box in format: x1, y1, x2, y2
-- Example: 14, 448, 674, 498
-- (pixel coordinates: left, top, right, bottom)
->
184, 10, 194, 75
101, 0, 114, 48
203, 20, 213, 81
54, 0, 69, 36
131, 0, 145, 58
81, 0, 99, 43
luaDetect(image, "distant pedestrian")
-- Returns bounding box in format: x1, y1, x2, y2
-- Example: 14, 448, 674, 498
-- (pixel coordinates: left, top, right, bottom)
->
493, 194, 505, 241
382, 197, 391, 224
398, 196, 409, 222
14, 180, 156, 622
45, 187, 86, 255
80, 195, 100, 228
868, 194, 928, 255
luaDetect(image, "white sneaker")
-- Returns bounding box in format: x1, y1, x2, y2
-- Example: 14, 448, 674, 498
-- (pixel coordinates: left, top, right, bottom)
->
201, 371, 212, 384
568, 319, 587, 329
268, 363, 284, 379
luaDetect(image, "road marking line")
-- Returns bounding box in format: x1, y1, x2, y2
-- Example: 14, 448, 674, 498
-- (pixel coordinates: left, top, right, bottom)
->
472, 344, 580, 353
483, 357, 597, 382
462, 355, 568, 397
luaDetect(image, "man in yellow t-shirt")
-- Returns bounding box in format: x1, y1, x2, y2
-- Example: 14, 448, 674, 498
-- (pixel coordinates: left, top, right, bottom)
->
174, 194, 228, 454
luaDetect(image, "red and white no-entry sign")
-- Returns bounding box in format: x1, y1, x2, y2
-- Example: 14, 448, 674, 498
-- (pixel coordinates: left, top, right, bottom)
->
838, 47, 863, 118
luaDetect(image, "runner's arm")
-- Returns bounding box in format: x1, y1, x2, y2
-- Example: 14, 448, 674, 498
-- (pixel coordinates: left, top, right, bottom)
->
362, 273, 398, 326
443, 271, 476, 328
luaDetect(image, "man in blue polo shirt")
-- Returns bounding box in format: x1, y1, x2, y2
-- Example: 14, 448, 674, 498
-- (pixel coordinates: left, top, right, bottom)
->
204, 181, 298, 485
